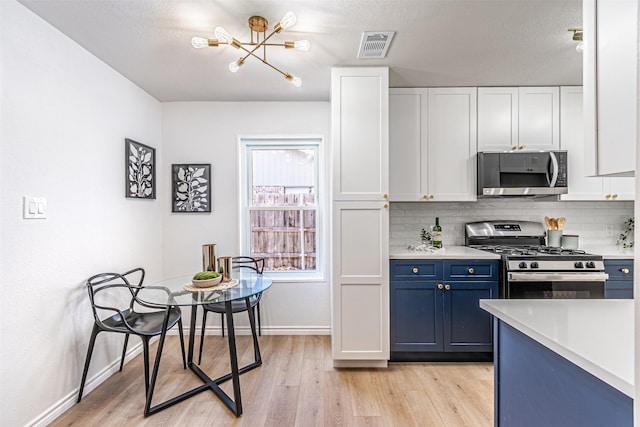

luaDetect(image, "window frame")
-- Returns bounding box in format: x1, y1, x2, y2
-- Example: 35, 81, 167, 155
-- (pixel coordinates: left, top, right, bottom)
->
239, 136, 325, 282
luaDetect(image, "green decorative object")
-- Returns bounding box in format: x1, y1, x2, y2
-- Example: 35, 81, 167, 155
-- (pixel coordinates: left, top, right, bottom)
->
420, 227, 432, 243
193, 271, 221, 280
617, 217, 634, 249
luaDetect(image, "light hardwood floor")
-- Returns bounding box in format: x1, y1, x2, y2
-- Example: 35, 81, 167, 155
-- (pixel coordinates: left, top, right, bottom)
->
55, 336, 493, 426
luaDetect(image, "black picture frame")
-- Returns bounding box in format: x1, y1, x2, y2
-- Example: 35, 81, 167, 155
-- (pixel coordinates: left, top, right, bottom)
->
171, 164, 212, 212
125, 138, 156, 199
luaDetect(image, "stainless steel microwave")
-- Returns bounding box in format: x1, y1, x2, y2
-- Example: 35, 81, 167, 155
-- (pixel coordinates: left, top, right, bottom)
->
477, 151, 568, 197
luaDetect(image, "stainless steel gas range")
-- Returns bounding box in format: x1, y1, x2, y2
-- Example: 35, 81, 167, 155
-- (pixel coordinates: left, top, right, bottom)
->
465, 220, 608, 299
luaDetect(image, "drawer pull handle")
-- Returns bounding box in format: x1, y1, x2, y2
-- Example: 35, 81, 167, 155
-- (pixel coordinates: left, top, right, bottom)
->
621, 268, 630, 274
412, 267, 419, 274
438, 284, 444, 290
445, 284, 451, 290
468, 268, 474, 274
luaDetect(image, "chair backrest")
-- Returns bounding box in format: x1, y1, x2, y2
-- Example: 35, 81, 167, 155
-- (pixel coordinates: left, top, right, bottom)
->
231, 256, 264, 274
85, 268, 146, 328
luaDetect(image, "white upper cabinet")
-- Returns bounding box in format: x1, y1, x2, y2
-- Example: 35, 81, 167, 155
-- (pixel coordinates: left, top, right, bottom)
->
477, 87, 559, 151
583, 0, 637, 176
560, 86, 634, 201
389, 88, 477, 202
389, 88, 428, 201
331, 67, 389, 201
426, 88, 478, 201
477, 87, 519, 151
518, 87, 560, 151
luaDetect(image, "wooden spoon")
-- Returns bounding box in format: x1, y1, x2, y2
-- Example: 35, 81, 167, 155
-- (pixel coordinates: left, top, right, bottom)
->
550, 218, 558, 230
557, 217, 566, 230
544, 216, 552, 229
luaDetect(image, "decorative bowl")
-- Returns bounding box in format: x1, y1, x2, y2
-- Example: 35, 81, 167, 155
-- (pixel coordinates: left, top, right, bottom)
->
192, 275, 222, 288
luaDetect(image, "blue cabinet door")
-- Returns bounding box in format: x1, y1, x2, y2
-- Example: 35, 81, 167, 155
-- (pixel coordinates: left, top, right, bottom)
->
390, 281, 443, 352
604, 259, 633, 299
443, 281, 498, 352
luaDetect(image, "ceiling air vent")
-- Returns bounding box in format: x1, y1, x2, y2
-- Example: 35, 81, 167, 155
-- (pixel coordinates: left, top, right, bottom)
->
357, 31, 395, 59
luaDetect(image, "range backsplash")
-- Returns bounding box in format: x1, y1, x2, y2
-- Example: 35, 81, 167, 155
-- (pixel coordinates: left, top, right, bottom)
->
390, 200, 634, 249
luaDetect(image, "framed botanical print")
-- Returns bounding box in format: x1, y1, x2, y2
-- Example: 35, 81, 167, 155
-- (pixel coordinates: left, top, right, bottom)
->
125, 138, 156, 199
171, 164, 211, 212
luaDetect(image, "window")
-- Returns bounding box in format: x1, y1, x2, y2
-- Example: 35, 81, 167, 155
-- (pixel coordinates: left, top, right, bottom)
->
240, 138, 323, 278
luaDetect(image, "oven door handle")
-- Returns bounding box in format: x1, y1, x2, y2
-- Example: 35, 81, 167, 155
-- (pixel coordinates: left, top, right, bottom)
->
508, 272, 609, 282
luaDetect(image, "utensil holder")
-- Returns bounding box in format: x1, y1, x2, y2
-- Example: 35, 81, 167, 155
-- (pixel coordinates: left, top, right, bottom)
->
202, 244, 217, 272
218, 256, 232, 282
547, 230, 563, 248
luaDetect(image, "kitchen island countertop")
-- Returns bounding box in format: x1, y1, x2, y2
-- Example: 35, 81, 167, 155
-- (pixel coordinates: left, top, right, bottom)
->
390, 245, 501, 260
480, 299, 634, 398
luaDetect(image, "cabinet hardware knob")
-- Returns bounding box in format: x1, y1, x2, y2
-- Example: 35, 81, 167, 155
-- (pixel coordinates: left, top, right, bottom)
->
512, 145, 518, 150
429, 195, 434, 199
468, 268, 474, 274
621, 268, 630, 274
422, 195, 428, 200
520, 145, 526, 150
605, 194, 611, 199
445, 284, 451, 290
412, 267, 419, 274
438, 284, 444, 289
383, 193, 388, 199
612, 194, 618, 198
383, 203, 389, 209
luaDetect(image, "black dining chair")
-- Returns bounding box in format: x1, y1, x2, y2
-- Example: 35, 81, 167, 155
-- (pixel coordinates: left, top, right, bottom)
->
77, 268, 186, 403
197, 256, 264, 365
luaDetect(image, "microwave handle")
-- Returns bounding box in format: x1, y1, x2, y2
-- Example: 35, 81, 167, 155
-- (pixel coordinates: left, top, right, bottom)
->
547, 152, 559, 187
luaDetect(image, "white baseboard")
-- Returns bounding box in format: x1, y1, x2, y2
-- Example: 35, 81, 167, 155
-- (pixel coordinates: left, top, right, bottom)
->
34, 327, 330, 426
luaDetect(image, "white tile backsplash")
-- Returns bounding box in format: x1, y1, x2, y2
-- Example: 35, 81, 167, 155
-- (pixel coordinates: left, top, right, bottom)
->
390, 200, 634, 248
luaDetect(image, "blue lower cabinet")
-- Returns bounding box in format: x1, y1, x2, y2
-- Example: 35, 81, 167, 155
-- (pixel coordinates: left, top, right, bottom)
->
604, 259, 633, 299
390, 259, 499, 360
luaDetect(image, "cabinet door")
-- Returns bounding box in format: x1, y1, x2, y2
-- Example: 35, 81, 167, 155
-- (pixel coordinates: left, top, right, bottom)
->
389, 88, 428, 201
584, 0, 637, 176
559, 86, 606, 201
518, 87, 560, 151
443, 281, 498, 352
426, 88, 477, 201
332, 201, 389, 361
477, 87, 519, 151
331, 67, 389, 201
604, 178, 635, 201
390, 281, 443, 352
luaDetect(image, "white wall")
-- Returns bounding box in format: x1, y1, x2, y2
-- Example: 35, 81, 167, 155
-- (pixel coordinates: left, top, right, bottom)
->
390, 200, 634, 251
161, 102, 331, 333
0, 2, 163, 426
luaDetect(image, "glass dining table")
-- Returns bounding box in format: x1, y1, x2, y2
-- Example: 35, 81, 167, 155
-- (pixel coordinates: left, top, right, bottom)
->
135, 270, 272, 417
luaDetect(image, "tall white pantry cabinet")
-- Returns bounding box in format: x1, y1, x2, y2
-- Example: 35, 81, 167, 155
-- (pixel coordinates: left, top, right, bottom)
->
331, 67, 390, 367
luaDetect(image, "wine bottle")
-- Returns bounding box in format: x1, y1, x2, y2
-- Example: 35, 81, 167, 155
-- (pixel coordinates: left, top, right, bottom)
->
432, 217, 442, 248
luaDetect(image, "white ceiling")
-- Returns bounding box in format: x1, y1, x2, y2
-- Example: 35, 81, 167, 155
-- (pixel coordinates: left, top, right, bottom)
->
17, 0, 583, 102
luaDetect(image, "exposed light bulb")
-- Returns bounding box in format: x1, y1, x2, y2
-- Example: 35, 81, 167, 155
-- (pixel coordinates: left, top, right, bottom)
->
228, 58, 244, 73
191, 37, 209, 49
285, 75, 302, 87
576, 41, 584, 53
294, 40, 311, 51
214, 26, 233, 44
279, 11, 297, 30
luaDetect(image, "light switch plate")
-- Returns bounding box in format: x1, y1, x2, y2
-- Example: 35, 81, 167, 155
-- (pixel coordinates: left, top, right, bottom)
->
23, 196, 47, 219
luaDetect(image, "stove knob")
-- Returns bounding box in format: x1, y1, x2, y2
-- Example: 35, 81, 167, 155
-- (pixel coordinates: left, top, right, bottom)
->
530, 262, 539, 269
574, 262, 584, 268
586, 261, 596, 269
518, 262, 527, 269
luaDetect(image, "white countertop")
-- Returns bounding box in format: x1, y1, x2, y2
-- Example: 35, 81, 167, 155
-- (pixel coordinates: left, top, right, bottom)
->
480, 299, 634, 398
390, 246, 501, 260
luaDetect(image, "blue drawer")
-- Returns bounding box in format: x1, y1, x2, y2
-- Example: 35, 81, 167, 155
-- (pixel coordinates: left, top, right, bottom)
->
390, 260, 443, 280
444, 260, 499, 281
604, 260, 633, 281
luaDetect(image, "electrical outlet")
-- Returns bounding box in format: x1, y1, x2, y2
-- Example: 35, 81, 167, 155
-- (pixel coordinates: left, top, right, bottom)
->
605, 224, 614, 237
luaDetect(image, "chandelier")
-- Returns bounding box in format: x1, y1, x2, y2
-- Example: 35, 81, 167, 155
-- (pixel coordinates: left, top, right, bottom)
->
191, 11, 310, 87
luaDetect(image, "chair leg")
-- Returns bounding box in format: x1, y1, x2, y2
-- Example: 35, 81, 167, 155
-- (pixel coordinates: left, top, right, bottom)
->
198, 310, 209, 365
142, 337, 150, 396
77, 325, 100, 403
246, 298, 262, 364
177, 318, 186, 369
221, 312, 225, 337
119, 334, 130, 372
